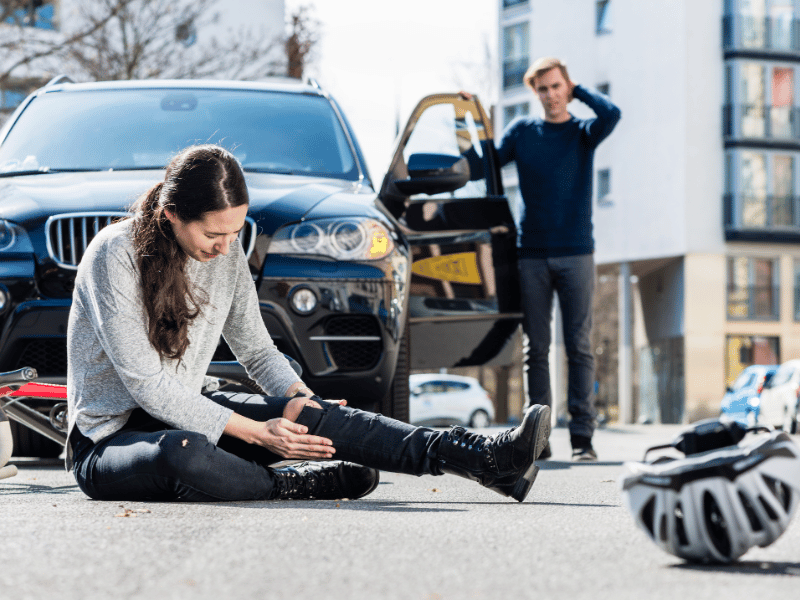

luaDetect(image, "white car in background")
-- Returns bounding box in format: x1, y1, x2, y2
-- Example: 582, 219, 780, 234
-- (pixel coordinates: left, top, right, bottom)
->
409, 373, 495, 428
757, 359, 800, 434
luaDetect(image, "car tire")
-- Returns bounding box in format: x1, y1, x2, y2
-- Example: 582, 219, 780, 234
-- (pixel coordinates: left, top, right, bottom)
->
378, 323, 410, 423
9, 419, 63, 458
469, 409, 491, 429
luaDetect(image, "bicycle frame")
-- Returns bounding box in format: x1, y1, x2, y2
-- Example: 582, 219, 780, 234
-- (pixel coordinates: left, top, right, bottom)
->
0, 367, 68, 480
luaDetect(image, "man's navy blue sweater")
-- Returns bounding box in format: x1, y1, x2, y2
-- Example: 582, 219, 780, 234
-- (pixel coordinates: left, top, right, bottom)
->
497, 84, 621, 257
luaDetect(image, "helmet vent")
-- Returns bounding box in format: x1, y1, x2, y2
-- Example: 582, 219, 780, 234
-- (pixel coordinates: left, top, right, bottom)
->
658, 514, 667, 542
640, 496, 657, 538
737, 491, 763, 532
674, 503, 689, 546
703, 491, 732, 559
762, 474, 792, 512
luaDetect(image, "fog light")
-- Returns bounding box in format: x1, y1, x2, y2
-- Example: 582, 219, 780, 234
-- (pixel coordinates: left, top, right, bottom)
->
290, 287, 317, 315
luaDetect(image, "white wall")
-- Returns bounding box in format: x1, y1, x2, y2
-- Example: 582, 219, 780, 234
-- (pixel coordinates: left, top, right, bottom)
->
514, 0, 725, 265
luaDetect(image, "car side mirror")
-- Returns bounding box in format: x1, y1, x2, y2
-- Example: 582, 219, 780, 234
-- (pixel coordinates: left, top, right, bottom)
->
393, 153, 470, 196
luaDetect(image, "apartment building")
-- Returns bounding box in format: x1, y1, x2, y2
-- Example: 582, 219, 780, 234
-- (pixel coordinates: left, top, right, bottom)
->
498, 0, 800, 423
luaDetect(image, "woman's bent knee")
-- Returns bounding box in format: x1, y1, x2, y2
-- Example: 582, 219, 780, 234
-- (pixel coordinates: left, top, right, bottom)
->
283, 397, 323, 422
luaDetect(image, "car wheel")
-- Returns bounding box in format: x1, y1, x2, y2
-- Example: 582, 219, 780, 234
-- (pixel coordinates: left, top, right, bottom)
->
378, 323, 410, 423
469, 409, 491, 429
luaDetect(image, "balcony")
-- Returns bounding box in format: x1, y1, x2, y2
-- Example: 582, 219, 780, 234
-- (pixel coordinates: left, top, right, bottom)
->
503, 58, 528, 90
724, 193, 800, 241
727, 284, 780, 321
723, 104, 800, 147
723, 14, 800, 58
503, 0, 528, 8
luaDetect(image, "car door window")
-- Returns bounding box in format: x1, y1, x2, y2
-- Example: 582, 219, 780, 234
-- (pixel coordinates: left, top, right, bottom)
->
402, 103, 488, 201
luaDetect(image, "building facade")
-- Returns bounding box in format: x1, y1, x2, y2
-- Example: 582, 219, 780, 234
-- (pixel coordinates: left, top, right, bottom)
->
498, 0, 800, 423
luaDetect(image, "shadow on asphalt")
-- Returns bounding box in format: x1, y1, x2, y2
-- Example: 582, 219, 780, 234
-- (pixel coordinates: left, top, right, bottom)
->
0, 481, 78, 495
539, 460, 624, 470
671, 561, 800, 576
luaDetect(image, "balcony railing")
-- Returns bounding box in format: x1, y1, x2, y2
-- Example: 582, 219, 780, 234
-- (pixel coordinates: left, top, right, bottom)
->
723, 13, 800, 55
503, 58, 528, 90
503, 0, 528, 8
725, 193, 800, 228
727, 284, 780, 320
723, 104, 800, 141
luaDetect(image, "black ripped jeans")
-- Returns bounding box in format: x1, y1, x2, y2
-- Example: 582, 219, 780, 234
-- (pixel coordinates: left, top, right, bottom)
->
71, 392, 444, 502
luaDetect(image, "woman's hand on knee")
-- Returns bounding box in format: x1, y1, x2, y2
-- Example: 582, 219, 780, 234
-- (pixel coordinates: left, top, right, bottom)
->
257, 417, 336, 459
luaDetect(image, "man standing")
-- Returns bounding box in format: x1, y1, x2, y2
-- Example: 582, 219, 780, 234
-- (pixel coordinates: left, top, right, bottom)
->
472, 57, 621, 460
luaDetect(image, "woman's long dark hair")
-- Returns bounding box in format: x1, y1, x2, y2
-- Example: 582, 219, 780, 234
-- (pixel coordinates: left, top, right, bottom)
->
130, 145, 249, 361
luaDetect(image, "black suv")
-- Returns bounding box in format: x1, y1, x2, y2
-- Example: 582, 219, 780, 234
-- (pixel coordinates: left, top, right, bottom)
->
0, 77, 521, 455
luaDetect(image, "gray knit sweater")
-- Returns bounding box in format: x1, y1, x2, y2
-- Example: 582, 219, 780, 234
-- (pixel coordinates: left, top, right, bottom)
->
65, 219, 301, 469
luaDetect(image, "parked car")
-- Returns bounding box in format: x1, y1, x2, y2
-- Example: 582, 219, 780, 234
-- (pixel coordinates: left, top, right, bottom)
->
719, 364, 777, 427
409, 373, 494, 428
757, 359, 800, 434
0, 77, 521, 455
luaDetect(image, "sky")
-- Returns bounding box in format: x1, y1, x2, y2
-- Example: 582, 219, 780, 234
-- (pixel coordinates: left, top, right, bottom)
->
288, 0, 499, 182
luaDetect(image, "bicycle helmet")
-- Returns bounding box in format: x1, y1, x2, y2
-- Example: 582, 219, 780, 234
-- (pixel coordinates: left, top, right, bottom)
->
619, 419, 800, 563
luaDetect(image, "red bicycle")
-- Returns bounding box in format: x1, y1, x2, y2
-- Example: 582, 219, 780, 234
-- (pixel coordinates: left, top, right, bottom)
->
0, 367, 66, 480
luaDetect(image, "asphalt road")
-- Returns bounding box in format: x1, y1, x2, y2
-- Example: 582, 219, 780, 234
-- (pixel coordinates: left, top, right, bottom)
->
2, 424, 799, 600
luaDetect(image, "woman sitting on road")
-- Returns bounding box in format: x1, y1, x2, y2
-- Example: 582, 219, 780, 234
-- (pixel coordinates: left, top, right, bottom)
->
66, 144, 550, 503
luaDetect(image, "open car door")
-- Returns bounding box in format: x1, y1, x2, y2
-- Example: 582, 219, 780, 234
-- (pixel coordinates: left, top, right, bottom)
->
380, 94, 522, 370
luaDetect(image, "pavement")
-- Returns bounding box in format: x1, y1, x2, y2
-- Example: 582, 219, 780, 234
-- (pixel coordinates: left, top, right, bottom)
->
2, 423, 799, 600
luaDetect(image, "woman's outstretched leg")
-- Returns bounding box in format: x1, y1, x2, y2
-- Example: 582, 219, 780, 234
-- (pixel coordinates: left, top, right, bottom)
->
292, 398, 551, 502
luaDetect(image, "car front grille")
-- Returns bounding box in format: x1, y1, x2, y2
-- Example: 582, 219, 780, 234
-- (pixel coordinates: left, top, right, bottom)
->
46, 212, 130, 269
46, 213, 258, 269
13, 339, 68, 376
324, 316, 382, 371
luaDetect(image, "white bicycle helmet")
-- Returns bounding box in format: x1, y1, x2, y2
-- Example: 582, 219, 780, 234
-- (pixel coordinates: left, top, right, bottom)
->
619, 419, 800, 563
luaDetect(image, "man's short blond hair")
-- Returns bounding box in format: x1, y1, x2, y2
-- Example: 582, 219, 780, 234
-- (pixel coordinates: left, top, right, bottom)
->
524, 57, 570, 91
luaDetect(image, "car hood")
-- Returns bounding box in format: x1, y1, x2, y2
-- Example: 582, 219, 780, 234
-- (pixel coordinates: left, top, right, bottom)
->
0, 170, 374, 233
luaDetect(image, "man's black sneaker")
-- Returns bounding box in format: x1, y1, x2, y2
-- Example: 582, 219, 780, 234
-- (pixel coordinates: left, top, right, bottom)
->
571, 447, 598, 462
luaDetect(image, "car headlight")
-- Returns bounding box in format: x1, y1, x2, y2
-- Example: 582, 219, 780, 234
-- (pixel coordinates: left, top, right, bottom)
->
0, 220, 33, 253
268, 218, 394, 261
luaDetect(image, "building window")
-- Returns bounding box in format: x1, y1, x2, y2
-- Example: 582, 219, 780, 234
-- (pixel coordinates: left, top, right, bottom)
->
725, 149, 800, 233
724, 60, 800, 141
0, 87, 27, 111
4, 1, 56, 30
793, 259, 800, 319
725, 335, 780, 387
503, 102, 529, 128
503, 0, 529, 8
503, 22, 529, 90
596, 0, 612, 35
724, 0, 799, 53
727, 256, 780, 320
597, 168, 612, 205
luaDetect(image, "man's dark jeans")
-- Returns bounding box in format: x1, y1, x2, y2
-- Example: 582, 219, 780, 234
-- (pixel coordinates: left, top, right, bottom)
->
71, 392, 444, 502
518, 253, 597, 442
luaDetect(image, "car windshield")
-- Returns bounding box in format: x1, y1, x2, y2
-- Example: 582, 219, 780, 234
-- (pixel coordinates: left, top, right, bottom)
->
0, 88, 358, 180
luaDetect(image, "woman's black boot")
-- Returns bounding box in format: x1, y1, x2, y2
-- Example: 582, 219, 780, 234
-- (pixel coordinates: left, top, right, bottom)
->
435, 404, 551, 502
271, 461, 380, 500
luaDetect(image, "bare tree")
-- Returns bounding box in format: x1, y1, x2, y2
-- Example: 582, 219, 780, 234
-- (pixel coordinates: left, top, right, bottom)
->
65, 0, 284, 81
0, 0, 136, 87
284, 4, 319, 79
0, 0, 293, 85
